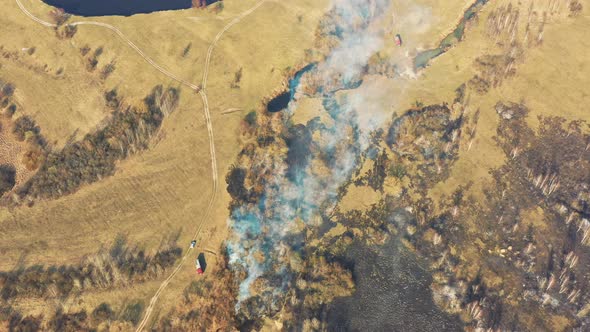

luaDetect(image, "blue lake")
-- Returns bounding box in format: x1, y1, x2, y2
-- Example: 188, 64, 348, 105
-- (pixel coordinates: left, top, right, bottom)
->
267, 64, 315, 113
42, 0, 199, 17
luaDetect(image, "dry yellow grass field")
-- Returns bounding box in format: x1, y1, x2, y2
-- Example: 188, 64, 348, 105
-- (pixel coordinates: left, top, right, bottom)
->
1, 0, 331, 324
2, 0, 588, 328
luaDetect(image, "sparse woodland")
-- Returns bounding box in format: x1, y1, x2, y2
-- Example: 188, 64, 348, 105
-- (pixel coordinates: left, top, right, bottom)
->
0, 80, 185, 329
1, 235, 182, 330
0, 77, 179, 205
14, 85, 179, 203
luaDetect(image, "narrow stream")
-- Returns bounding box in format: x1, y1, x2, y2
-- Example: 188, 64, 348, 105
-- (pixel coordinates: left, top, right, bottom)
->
414, 0, 489, 69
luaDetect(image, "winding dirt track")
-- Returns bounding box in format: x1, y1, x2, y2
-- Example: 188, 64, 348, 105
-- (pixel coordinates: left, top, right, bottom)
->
14, 0, 266, 330
15, 0, 54, 27
138, 3, 266, 329
16, 0, 201, 90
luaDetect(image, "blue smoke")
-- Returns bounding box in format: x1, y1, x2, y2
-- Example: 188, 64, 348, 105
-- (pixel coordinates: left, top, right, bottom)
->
227, 0, 393, 315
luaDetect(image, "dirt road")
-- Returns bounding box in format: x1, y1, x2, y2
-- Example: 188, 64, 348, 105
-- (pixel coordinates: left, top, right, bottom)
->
137, 2, 266, 328
14, 0, 266, 329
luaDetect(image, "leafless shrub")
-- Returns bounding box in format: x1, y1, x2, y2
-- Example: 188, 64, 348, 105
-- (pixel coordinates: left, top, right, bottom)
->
49, 8, 70, 26
569, 0, 583, 16
99, 60, 116, 80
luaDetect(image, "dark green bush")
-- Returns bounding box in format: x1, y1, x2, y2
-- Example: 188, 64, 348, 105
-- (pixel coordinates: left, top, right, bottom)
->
92, 303, 114, 322
0, 164, 16, 196
120, 300, 144, 326
12, 116, 39, 141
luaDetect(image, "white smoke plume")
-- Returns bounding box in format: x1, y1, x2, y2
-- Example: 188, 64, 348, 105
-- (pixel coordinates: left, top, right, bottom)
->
226, 0, 432, 320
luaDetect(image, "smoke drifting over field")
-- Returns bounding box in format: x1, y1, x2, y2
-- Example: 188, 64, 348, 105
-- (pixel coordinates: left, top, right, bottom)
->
226, 0, 408, 319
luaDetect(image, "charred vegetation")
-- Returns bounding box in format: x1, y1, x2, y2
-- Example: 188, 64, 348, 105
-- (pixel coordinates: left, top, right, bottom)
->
386, 103, 465, 187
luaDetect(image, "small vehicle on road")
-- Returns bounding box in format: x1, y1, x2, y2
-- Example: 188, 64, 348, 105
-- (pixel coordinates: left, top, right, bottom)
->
195, 258, 204, 275
190, 240, 197, 249
395, 34, 403, 46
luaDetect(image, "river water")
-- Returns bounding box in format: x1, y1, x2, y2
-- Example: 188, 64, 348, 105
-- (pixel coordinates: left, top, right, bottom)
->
414, 0, 489, 69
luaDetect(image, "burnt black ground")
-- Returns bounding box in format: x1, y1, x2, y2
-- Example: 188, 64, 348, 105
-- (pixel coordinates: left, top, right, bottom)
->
327, 237, 463, 332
